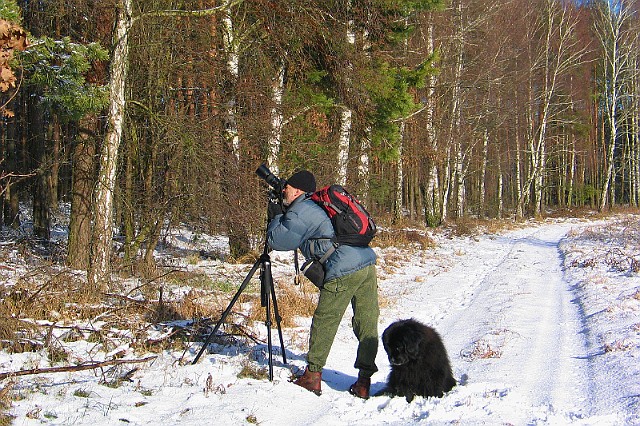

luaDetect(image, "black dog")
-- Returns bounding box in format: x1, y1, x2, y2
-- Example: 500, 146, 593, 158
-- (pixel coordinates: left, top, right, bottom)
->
378, 319, 456, 402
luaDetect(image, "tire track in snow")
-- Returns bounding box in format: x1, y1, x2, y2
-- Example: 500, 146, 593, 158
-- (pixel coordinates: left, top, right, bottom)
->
394, 223, 594, 419
480, 225, 591, 413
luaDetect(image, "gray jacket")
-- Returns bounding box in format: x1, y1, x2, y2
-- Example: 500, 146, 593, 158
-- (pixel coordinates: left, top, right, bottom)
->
266, 194, 377, 282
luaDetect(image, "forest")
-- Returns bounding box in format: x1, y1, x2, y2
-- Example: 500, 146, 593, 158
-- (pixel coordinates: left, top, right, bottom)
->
1, 0, 639, 288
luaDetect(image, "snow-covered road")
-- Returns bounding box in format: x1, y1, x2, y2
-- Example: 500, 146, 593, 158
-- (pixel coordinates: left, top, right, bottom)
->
403, 224, 595, 421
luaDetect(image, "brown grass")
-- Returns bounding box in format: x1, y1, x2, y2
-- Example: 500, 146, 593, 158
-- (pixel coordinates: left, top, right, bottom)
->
247, 280, 317, 328
603, 339, 632, 353
0, 268, 101, 354
236, 358, 269, 380
461, 340, 503, 360
373, 228, 435, 250
0, 381, 15, 426
1, 268, 100, 322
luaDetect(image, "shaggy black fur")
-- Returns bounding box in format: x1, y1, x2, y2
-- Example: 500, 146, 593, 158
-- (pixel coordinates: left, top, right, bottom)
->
378, 319, 456, 402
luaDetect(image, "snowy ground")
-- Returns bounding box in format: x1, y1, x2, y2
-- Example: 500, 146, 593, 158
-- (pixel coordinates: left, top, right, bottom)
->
1, 215, 639, 425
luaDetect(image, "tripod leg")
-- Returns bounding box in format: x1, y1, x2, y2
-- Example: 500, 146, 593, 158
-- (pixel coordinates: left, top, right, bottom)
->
261, 256, 275, 381
191, 258, 261, 365
270, 278, 287, 364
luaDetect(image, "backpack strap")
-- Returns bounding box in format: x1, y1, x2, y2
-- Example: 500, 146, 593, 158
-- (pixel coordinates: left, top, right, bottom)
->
312, 240, 339, 264
294, 249, 301, 285
296, 240, 337, 284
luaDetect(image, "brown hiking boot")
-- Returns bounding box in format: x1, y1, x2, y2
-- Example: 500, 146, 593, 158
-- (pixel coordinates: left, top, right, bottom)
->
349, 375, 371, 399
293, 367, 322, 396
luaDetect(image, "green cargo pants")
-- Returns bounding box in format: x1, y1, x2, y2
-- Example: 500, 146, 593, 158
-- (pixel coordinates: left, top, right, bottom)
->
306, 264, 379, 378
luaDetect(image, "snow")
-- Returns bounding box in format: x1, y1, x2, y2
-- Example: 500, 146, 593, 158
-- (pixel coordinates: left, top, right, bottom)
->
2, 215, 639, 425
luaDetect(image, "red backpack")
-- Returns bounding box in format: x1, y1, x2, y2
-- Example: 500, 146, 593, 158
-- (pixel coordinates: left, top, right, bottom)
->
310, 184, 377, 246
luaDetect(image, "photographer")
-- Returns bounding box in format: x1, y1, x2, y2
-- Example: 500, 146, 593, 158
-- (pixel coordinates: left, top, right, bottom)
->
266, 170, 379, 399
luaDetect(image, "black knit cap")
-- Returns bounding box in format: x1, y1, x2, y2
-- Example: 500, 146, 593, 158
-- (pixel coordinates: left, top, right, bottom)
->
287, 170, 316, 193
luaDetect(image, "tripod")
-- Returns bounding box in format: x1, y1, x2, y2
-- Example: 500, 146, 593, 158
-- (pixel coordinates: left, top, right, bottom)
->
192, 240, 287, 381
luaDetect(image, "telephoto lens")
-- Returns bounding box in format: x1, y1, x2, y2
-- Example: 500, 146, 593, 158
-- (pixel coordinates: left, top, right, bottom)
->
256, 164, 285, 190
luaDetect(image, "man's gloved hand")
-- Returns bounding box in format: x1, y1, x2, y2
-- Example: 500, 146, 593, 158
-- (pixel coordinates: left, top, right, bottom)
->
267, 200, 285, 220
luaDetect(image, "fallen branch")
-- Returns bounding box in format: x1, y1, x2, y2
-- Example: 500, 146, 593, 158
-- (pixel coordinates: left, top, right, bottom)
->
0, 355, 157, 381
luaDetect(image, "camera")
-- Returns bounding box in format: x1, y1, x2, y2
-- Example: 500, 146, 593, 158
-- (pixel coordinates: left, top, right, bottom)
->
256, 164, 286, 193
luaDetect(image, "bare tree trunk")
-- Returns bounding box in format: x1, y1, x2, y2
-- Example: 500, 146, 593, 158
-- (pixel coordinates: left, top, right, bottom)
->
424, 19, 441, 227
31, 97, 51, 240
89, 0, 132, 289
497, 155, 503, 219
67, 119, 98, 270
450, 0, 464, 219
480, 127, 488, 218
441, 144, 451, 222
267, 63, 285, 174
632, 64, 640, 206
595, 0, 632, 212
50, 114, 61, 211
568, 133, 576, 207
359, 130, 371, 200
337, 108, 351, 186
3, 109, 20, 228
632, 50, 640, 206
558, 134, 567, 207
515, 90, 525, 219
222, 6, 240, 163
520, 0, 583, 217
337, 6, 356, 187
455, 142, 465, 218
220, 2, 250, 258
394, 122, 405, 222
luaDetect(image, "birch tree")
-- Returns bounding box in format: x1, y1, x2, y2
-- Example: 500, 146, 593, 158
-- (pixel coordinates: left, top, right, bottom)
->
221, 2, 240, 163
337, 2, 356, 187
88, 0, 131, 288
447, 0, 465, 220
593, 0, 635, 211
517, 0, 584, 217
89, 0, 240, 288
267, 62, 285, 175
424, 17, 441, 226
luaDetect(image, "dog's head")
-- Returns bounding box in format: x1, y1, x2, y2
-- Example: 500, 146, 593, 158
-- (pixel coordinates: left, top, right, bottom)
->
382, 320, 422, 366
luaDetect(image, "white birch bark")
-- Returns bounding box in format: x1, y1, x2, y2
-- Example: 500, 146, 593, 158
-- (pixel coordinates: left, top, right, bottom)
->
89, 0, 132, 288
633, 60, 640, 206
533, 1, 555, 216
568, 134, 576, 207
519, 1, 583, 216
394, 122, 405, 221
359, 130, 371, 200
393, 17, 410, 222
450, 0, 464, 219
358, 18, 372, 198
425, 20, 441, 225
515, 122, 523, 219
267, 63, 285, 175
222, 6, 240, 162
480, 127, 488, 218
595, 0, 634, 211
455, 142, 465, 218
337, 108, 351, 186
633, 48, 640, 207
337, 10, 356, 187
441, 144, 451, 221
497, 156, 503, 219
87, 0, 240, 288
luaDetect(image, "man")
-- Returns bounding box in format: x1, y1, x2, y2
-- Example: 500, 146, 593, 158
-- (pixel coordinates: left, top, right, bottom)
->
266, 170, 379, 399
